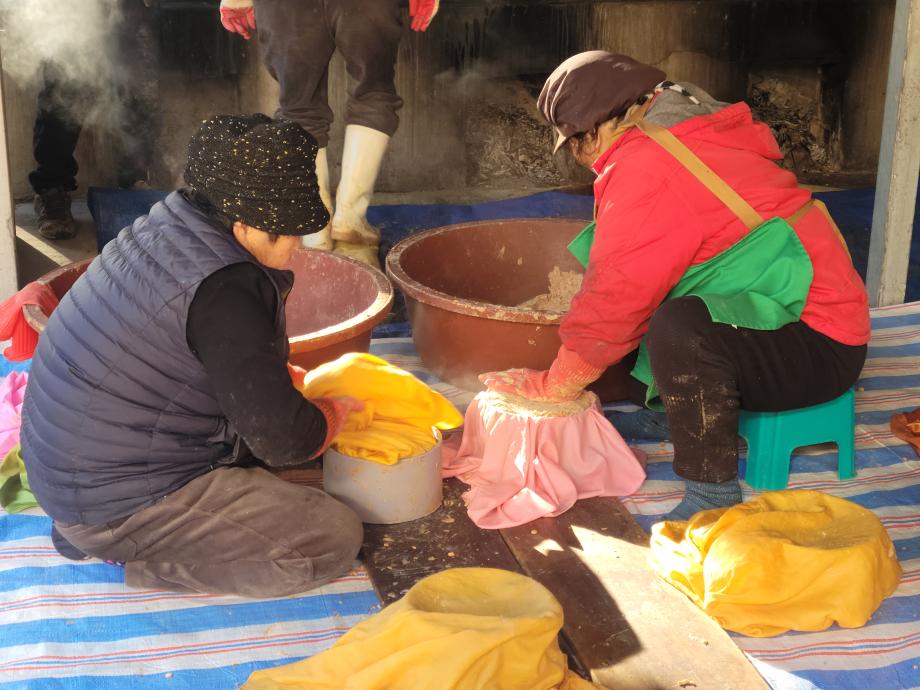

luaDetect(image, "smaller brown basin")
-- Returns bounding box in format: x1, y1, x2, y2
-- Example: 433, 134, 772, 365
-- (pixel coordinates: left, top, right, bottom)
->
285, 249, 394, 369
23, 259, 93, 333
25, 250, 394, 370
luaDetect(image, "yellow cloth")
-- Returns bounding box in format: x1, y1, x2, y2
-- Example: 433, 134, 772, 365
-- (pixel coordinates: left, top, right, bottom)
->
243, 567, 600, 690
650, 490, 902, 637
298, 353, 463, 464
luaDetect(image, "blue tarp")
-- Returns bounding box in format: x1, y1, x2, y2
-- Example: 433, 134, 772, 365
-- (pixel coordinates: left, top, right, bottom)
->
87, 183, 920, 316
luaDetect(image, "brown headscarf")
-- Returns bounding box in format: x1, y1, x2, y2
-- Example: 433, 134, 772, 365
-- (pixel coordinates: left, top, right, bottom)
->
538, 51, 666, 152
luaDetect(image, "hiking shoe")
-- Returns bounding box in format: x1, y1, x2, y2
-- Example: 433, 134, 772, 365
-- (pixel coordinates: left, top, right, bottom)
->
34, 188, 77, 240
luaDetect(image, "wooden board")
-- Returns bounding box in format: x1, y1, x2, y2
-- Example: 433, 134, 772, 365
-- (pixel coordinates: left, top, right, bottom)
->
269, 467, 324, 488
361, 478, 522, 603
341, 466, 765, 688
501, 496, 768, 690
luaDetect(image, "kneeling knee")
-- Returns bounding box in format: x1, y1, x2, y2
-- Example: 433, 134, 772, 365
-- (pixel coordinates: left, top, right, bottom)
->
310, 498, 363, 582
330, 500, 364, 564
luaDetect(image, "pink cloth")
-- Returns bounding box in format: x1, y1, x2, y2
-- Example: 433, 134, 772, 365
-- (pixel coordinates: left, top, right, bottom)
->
442, 393, 647, 529
0, 371, 28, 458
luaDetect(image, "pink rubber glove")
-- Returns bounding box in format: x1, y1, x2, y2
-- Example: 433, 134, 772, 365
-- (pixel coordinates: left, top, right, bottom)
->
220, 0, 256, 40
479, 346, 604, 402
409, 0, 439, 31
309, 396, 365, 459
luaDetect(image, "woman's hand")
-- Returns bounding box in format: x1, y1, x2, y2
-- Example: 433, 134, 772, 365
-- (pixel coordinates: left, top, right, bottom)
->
309, 396, 365, 459
409, 0, 439, 31
287, 363, 308, 389
479, 346, 605, 402
219, 0, 256, 40
479, 368, 570, 402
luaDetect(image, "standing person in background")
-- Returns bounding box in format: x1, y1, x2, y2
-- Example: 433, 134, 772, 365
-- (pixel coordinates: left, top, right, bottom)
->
218, 0, 440, 268
30, 0, 158, 240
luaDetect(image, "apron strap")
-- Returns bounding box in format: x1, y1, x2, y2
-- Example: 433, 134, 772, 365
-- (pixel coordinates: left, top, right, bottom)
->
786, 200, 814, 225
636, 119, 764, 230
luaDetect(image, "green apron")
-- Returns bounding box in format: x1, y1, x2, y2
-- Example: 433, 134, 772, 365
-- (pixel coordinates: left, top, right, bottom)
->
565, 118, 822, 409
631, 216, 814, 409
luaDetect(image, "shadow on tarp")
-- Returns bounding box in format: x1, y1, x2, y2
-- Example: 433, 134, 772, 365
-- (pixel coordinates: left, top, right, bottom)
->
87, 184, 920, 339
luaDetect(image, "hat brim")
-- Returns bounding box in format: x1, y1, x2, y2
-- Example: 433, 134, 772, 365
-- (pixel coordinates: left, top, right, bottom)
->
552, 128, 569, 154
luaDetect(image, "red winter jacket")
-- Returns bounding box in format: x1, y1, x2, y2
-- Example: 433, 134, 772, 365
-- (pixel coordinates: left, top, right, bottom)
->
560, 100, 870, 369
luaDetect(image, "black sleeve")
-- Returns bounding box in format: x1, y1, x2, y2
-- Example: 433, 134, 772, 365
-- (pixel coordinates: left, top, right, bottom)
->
186, 262, 327, 466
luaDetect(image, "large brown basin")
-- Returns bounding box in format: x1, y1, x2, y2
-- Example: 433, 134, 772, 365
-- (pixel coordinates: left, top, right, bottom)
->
386, 218, 632, 401
25, 249, 394, 370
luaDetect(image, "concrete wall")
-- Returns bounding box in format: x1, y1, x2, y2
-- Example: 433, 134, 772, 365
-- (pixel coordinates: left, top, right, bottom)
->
589, 1, 751, 103
842, 0, 896, 171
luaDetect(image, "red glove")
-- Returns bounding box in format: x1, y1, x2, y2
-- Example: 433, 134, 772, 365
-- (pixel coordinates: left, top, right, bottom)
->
479, 346, 604, 402
409, 0, 439, 31
309, 396, 364, 459
0, 282, 59, 361
287, 362, 308, 389
219, 0, 256, 40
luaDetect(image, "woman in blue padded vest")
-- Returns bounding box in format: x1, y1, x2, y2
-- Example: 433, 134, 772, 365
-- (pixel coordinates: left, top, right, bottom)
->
20, 114, 364, 598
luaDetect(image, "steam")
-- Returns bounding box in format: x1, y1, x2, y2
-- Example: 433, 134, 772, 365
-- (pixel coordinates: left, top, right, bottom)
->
0, 0, 148, 173
0, 0, 122, 84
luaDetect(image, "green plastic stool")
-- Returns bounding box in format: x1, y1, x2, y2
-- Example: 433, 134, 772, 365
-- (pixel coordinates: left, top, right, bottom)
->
738, 389, 856, 491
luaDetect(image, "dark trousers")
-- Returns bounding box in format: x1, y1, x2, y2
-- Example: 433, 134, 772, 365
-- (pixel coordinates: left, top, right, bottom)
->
645, 296, 866, 483
255, 0, 404, 147
29, 1, 158, 194
55, 466, 364, 598
29, 63, 87, 194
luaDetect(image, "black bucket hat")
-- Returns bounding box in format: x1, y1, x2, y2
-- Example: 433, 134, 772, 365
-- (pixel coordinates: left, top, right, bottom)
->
184, 114, 329, 236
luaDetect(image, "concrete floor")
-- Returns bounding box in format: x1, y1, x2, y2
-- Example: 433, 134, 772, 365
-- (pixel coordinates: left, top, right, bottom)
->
14, 198, 99, 288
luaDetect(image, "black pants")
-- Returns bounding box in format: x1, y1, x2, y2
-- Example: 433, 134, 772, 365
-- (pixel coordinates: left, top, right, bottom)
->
29, 62, 87, 194
255, 0, 404, 147
644, 296, 866, 483
29, 1, 158, 194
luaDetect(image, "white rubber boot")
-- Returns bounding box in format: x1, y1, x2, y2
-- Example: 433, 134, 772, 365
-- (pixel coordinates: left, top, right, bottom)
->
331, 125, 389, 247
301, 147, 334, 251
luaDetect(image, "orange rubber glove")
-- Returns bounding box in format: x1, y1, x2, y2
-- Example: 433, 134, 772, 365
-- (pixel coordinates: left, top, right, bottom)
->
309, 396, 365, 459
479, 345, 604, 402
409, 0, 439, 31
287, 362, 308, 389
219, 0, 256, 39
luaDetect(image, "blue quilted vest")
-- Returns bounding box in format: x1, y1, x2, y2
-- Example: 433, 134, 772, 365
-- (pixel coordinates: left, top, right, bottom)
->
21, 192, 292, 524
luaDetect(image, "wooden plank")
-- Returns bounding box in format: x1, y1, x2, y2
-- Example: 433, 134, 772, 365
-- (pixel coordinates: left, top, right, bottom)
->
270, 466, 324, 489
501, 496, 768, 690
0, 49, 19, 299
361, 478, 523, 603
866, 0, 920, 307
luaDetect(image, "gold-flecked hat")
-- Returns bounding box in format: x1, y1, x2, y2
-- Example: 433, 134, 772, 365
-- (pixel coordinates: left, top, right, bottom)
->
184, 114, 329, 236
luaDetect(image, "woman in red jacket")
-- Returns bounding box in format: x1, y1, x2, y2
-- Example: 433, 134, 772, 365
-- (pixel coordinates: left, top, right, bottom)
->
483, 51, 870, 521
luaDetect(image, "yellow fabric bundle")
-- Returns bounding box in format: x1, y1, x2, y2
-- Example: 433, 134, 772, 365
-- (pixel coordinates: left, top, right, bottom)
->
650, 490, 902, 637
298, 353, 463, 464
243, 567, 599, 690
